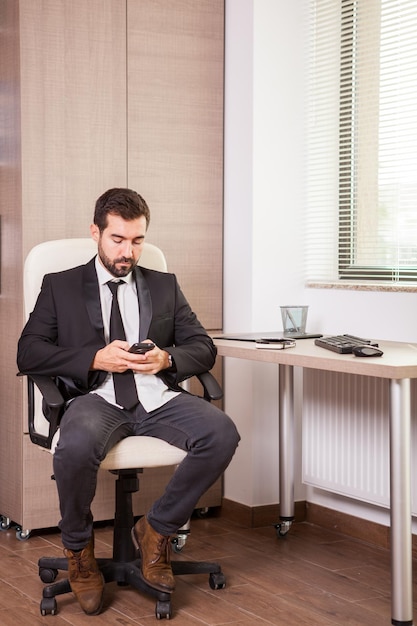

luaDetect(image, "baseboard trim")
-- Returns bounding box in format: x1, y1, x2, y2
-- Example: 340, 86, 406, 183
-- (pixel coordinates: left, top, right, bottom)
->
305, 502, 391, 549
220, 498, 417, 557
220, 498, 306, 528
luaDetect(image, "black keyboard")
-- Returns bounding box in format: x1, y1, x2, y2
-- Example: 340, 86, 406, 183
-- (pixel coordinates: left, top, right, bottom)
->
314, 334, 379, 354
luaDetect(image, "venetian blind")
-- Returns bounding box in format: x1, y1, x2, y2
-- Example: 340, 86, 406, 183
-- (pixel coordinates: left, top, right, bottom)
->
306, 0, 417, 284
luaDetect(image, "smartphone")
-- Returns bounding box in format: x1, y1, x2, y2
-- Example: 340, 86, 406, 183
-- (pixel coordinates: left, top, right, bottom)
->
255, 339, 296, 350
128, 342, 155, 354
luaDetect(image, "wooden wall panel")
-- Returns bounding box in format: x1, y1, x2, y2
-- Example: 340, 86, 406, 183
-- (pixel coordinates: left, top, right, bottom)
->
0, 0, 25, 526
0, 0, 224, 532
0, 0, 128, 527
127, 0, 224, 330
19, 0, 128, 255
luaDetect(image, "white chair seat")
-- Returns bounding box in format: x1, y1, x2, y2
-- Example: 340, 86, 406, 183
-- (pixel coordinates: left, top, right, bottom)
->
100, 436, 187, 471
50, 431, 186, 470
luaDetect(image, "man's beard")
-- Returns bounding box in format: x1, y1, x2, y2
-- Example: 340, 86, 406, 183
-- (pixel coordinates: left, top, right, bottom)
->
98, 243, 136, 277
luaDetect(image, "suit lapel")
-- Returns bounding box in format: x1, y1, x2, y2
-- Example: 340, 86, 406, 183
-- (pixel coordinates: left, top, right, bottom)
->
82, 259, 104, 336
134, 266, 152, 341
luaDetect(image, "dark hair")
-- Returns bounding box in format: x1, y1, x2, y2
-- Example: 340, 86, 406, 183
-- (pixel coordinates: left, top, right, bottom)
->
94, 188, 151, 232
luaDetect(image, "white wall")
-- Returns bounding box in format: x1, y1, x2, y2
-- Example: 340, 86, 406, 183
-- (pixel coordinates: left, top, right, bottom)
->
223, 0, 417, 526
223, 0, 307, 507
307, 287, 417, 343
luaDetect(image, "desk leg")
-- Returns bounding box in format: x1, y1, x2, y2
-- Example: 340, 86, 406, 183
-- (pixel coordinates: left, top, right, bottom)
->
276, 364, 295, 536
390, 378, 413, 626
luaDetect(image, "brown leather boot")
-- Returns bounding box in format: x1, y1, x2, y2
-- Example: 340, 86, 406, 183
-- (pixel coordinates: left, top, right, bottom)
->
64, 536, 105, 615
131, 516, 175, 593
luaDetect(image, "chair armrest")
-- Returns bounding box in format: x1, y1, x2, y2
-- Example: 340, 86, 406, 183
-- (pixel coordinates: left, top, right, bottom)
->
25, 374, 65, 449
22, 368, 221, 449
196, 371, 223, 402
29, 374, 66, 407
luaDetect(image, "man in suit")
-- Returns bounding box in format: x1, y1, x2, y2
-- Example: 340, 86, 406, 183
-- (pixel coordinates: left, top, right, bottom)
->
17, 188, 240, 616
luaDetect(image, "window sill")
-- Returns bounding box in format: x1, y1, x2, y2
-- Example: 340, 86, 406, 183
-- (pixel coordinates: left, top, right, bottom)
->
306, 281, 417, 293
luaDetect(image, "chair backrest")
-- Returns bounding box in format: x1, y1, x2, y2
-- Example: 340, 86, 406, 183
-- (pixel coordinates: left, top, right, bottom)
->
24, 238, 167, 319
23, 238, 167, 438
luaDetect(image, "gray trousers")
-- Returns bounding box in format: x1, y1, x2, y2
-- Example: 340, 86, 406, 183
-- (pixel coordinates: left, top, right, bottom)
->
53, 393, 240, 550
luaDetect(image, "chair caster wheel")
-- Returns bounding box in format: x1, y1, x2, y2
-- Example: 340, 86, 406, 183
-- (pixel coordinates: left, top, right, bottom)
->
39, 567, 58, 583
209, 571, 226, 589
40, 597, 57, 616
155, 599, 172, 619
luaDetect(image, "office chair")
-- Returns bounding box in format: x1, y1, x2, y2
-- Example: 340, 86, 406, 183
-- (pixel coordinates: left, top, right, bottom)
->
22, 239, 226, 619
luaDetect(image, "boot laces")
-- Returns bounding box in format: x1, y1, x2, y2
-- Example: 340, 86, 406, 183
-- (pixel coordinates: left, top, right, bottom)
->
66, 549, 94, 579
151, 536, 171, 565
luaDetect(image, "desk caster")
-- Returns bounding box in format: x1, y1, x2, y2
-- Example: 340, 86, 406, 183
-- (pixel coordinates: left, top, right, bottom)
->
275, 520, 293, 537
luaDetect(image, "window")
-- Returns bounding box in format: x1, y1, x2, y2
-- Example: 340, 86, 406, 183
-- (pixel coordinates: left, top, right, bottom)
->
306, 0, 417, 285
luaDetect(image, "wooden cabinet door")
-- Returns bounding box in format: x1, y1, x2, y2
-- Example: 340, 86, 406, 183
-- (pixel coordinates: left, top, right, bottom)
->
19, 0, 128, 253
127, 0, 224, 330
0, 0, 224, 531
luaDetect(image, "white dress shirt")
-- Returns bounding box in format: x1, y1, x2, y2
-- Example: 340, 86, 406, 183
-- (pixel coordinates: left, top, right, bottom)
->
92, 257, 179, 412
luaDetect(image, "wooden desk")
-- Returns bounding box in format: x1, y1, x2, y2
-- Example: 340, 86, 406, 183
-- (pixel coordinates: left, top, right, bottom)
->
214, 337, 417, 626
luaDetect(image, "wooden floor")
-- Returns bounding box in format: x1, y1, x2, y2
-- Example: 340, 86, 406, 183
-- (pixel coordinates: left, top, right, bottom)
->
0, 513, 415, 625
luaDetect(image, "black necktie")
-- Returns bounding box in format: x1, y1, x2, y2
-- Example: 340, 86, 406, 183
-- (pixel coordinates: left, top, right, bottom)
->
107, 280, 139, 410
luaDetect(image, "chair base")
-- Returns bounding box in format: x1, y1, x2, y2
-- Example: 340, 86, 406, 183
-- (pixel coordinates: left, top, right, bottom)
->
36, 470, 226, 619
38, 555, 226, 619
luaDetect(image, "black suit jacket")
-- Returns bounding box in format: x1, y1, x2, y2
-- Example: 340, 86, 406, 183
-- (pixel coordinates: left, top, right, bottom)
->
17, 258, 217, 401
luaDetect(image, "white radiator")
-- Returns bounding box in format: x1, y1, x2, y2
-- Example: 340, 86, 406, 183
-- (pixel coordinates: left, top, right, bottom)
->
303, 370, 417, 512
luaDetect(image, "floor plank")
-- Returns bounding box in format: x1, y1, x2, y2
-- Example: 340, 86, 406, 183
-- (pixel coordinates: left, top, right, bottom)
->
0, 515, 413, 624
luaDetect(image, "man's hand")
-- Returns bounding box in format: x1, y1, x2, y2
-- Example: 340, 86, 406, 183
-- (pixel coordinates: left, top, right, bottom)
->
91, 340, 171, 374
